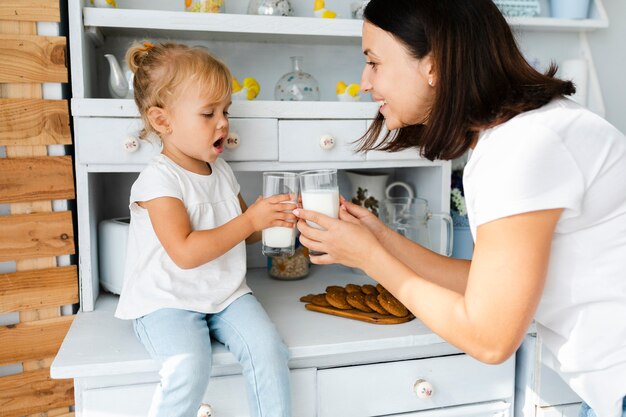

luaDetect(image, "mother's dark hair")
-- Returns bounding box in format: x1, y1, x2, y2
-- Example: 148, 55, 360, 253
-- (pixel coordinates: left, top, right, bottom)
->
358, 0, 575, 161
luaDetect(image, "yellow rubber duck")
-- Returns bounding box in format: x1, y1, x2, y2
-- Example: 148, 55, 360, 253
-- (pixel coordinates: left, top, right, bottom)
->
90, 0, 117, 8
314, 0, 337, 18
232, 77, 260, 101
336, 81, 361, 102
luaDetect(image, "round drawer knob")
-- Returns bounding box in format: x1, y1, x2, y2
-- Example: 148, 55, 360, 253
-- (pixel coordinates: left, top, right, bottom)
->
319, 134, 336, 150
413, 379, 434, 399
226, 132, 240, 149
123, 135, 140, 153
197, 403, 213, 417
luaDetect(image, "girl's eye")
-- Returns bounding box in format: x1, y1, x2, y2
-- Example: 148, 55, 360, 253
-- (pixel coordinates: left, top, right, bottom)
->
224, 111, 230, 117
203, 113, 214, 118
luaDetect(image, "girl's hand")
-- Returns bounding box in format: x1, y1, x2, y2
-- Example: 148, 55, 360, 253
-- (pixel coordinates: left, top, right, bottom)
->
243, 194, 297, 232
294, 206, 383, 269
339, 195, 389, 241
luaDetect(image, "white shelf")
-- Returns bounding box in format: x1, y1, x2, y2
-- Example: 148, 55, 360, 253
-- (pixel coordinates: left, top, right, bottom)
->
72, 98, 380, 119
83, 7, 608, 42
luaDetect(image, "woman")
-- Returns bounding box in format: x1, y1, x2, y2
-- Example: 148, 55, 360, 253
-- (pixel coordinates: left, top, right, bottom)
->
293, 1, 626, 416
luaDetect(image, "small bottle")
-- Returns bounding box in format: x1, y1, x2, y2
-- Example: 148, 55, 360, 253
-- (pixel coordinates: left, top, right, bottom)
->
267, 239, 310, 280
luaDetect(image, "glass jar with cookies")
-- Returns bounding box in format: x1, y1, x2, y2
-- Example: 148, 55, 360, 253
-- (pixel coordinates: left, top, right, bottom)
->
267, 239, 310, 280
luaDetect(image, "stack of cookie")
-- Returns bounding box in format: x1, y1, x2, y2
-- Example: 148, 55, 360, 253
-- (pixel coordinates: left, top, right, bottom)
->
300, 283, 414, 324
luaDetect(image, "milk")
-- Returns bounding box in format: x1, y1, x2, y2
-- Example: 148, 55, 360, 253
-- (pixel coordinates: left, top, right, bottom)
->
301, 189, 339, 230
263, 227, 296, 248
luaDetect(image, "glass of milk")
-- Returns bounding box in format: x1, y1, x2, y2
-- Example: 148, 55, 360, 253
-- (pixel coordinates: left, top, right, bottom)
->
262, 172, 299, 257
299, 169, 339, 256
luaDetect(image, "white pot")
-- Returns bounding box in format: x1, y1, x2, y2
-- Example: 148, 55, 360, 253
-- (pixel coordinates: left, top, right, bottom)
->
98, 217, 130, 295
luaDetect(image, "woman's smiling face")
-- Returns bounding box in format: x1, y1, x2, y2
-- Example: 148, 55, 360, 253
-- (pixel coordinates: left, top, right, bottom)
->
360, 21, 435, 130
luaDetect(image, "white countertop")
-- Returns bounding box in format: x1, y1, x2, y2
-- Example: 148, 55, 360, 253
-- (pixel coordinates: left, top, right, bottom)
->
51, 265, 455, 379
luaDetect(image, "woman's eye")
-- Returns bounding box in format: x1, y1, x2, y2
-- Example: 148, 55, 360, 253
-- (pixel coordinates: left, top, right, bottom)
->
366, 61, 378, 69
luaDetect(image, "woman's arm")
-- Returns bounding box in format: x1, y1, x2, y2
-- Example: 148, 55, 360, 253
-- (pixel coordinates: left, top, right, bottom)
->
296, 207, 561, 363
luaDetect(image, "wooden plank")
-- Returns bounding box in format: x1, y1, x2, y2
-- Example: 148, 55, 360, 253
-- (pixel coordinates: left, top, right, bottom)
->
0, 211, 75, 262
0, 34, 67, 83
0, 98, 70, 146
0, 0, 61, 23
0, 266, 78, 313
0, 156, 75, 204
0, 368, 73, 417
0, 316, 73, 366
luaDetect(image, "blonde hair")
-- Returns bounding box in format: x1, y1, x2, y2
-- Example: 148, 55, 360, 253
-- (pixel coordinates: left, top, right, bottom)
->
126, 41, 232, 140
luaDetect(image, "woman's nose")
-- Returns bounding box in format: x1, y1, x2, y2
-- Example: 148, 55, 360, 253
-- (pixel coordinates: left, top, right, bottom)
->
360, 69, 372, 92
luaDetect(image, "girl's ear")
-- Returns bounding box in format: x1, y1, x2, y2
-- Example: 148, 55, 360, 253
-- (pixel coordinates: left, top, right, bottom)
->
146, 106, 171, 136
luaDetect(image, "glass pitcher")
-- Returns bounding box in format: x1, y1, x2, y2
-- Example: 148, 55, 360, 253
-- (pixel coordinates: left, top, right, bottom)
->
380, 197, 453, 256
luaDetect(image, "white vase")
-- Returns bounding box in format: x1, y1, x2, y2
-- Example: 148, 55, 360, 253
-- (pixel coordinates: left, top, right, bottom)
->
550, 0, 590, 19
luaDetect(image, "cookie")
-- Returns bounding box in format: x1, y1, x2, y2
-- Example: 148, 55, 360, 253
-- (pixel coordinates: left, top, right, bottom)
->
376, 284, 387, 294
361, 284, 378, 295
326, 285, 346, 294
377, 291, 409, 317
364, 293, 388, 315
299, 293, 315, 303
345, 284, 362, 294
325, 291, 352, 310
346, 292, 373, 312
311, 294, 331, 307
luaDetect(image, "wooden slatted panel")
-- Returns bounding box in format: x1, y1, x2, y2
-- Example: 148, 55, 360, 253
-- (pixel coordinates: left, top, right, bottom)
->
0, 316, 73, 366
0, 0, 60, 22
1, 10, 75, 417
0, 34, 67, 83
0, 211, 75, 262
0, 266, 78, 313
0, 98, 71, 146
0, 368, 73, 417
0, 156, 75, 203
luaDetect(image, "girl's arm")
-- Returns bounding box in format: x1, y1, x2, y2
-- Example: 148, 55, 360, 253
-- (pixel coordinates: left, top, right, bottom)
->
238, 194, 262, 244
296, 207, 561, 364
140, 194, 296, 269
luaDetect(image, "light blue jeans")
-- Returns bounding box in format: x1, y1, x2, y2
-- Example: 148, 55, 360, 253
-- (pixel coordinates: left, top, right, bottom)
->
133, 293, 291, 417
580, 397, 626, 417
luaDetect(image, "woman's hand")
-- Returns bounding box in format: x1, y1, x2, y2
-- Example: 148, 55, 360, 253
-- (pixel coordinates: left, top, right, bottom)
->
294, 204, 384, 269
243, 194, 297, 232
338, 195, 389, 241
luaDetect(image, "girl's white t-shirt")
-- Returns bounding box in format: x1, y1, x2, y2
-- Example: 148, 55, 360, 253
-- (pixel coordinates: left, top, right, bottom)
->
464, 98, 626, 417
115, 155, 250, 320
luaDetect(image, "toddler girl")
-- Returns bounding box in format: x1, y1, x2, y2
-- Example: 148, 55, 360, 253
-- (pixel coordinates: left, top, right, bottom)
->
115, 41, 293, 417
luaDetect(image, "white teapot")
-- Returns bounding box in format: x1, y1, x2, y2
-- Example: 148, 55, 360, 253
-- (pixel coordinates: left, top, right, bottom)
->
104, 54, 134, 99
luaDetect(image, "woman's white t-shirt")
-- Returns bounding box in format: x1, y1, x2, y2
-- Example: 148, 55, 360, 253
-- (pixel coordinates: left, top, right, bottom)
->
115, 155, 250, 320
464, 98, 626, 417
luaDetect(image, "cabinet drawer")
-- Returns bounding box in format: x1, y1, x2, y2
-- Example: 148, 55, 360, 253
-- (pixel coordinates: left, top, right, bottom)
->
363, 120, 424, 161
385, 401, 511, 417
279, 120, 367, 162
81, 368, 316, 417
317, 354, 515, 417
75, 118, 278, 165
224, 119, 278, 161
75, 118, 160, 165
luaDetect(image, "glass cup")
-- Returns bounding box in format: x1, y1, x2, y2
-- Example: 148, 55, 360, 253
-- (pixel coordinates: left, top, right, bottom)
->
262, 172, 299, 257
299, 169, 339, 256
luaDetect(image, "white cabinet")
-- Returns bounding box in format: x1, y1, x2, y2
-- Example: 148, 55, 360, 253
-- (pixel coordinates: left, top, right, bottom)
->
58, 0, 608, 416
515, 334, 582, 417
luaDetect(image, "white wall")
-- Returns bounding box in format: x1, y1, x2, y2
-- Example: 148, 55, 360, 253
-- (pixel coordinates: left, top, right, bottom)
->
588, 0, 626, 134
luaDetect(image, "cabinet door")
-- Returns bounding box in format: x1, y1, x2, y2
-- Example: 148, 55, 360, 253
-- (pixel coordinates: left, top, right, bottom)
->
80, 368, 316, 417
317, 354, 514, 417
278, 120, 367, 162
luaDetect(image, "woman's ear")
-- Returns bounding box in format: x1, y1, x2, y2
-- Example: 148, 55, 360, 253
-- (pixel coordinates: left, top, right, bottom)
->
146, 106, 171, 136
421, 53, 436, 87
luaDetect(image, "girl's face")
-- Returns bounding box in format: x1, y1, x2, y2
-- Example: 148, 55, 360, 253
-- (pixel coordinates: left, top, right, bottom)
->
161, 82, 230, 174
360, 21, 435, 130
